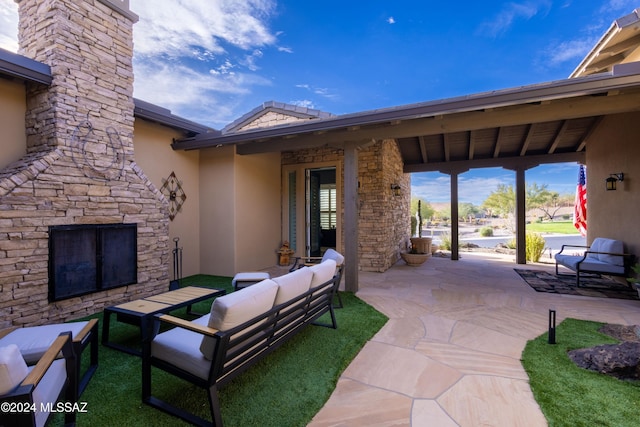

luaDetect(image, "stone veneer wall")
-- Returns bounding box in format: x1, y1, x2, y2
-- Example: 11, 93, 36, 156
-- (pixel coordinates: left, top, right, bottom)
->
0, 0, 169, 327
282, 139, 410, 272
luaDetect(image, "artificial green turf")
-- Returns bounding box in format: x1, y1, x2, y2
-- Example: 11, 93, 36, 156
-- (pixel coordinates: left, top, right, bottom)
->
521, 318, 640, 427
52, 274, 387, 426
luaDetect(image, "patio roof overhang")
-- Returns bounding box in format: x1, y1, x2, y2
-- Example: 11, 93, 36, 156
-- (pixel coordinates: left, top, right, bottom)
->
173, 62, 640, 174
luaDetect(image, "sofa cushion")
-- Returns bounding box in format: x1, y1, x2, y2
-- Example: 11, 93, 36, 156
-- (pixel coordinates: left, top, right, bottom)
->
310, 259, 337, 288
153, 323, 212, 380
321, 249, 344, 266
200, 279, 278, 359
273, 267, 313, 306
556, 254, 625, 275
0, 344, 28, 395
0, 322, 88, 364
592, 238, 624, 266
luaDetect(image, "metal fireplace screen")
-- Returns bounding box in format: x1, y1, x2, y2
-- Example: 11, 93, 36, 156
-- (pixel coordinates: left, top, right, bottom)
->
48, 223, 137, 301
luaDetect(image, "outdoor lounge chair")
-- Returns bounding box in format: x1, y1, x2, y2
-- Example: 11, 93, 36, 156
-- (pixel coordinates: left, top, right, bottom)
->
555, 237, 631, 286
0, 332, 76, 427
290, 248, 344, 308
0, 319, 98, 398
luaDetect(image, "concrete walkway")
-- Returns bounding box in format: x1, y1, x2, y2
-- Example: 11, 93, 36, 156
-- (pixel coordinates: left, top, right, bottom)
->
308, 252, 640, 426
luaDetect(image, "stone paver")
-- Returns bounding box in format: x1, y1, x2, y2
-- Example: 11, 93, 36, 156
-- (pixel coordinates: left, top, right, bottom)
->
308, 252, 640, 427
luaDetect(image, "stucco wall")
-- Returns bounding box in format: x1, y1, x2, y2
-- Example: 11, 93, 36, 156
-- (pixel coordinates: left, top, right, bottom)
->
133, 119, 201, 277
586, 111, 640, 259
0, 79, 27, 170
198, 146, 281, 276
235, 152, 282, 271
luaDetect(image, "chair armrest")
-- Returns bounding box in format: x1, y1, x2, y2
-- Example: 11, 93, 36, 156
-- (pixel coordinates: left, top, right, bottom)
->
155, 314, 220, 337
557, 244, 589, 255
73, 318, 98, 344
21, 333, 71, 389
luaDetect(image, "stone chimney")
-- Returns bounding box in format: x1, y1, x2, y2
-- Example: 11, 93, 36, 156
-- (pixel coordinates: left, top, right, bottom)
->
0, 0, 170, 326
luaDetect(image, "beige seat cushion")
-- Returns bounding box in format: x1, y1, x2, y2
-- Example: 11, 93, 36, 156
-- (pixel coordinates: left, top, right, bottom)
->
199, 279, 279, 359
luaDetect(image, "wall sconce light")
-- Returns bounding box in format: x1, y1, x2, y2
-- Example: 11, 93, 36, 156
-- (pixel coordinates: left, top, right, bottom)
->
605, 172, 624, 191
390, 184, 401, 197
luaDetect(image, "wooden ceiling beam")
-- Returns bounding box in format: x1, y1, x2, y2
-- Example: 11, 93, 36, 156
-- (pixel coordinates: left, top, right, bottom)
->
404, 151, 585, 173
418, 135, 428, 163
547, 120, 569, 154
519, 123, 535, 156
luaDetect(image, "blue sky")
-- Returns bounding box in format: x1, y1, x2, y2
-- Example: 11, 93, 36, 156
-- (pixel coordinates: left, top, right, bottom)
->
0, 0, 634, 204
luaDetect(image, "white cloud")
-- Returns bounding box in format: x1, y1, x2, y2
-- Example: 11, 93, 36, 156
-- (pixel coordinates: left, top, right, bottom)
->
545, 38, 597, 66
133, 58, 272, 127
387, 17, 396, 24
0, 1, 18, 52
412, 172, 514, 205
127, 0, 279, 127
130, 0, 277, 59
477, 1, 551, 37
290, 100, 315, 109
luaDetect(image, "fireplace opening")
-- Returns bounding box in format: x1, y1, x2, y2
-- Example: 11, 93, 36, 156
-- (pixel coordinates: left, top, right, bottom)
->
48, 223, 137, 301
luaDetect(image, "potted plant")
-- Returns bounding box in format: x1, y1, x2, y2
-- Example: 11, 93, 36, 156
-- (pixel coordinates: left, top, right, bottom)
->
401, 200, 431, 266
409, 200, 432, 255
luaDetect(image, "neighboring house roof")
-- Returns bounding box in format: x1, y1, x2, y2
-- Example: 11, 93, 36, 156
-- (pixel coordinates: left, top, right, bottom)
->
0, 48, 212, 136
173, 62, 640, 173
571, 8, 640, 77
222, 101, 336, 134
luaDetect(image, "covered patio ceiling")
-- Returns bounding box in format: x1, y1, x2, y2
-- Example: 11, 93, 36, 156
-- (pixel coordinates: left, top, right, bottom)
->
175, 63, 640, 174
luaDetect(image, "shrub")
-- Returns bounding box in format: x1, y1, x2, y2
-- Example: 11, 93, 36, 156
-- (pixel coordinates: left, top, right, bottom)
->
479, 227, 493, 237
440, 232, 451, 250
526, 232, 546, 263
506, 238, 517, 249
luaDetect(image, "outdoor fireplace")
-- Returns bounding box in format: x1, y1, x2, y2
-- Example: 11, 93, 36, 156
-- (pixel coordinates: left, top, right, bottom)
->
48, 224, 137, 301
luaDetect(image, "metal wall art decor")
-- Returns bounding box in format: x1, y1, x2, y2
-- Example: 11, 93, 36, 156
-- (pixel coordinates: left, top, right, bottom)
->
71, 119, 126, 181
160, 171, 187, 220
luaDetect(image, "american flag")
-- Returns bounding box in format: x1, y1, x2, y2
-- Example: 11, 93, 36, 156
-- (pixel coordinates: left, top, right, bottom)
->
574, 165, 587, 236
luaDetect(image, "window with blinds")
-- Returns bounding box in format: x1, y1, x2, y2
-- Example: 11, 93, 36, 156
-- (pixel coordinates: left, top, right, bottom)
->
320, 183, 336, 229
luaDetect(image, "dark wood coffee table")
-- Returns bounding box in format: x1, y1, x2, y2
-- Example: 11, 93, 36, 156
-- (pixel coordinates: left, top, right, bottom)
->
102, 286, 225, 355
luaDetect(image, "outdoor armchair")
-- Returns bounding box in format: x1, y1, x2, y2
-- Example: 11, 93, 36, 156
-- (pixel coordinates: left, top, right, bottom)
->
555, 237, 631, 286
0, 332, 76, 427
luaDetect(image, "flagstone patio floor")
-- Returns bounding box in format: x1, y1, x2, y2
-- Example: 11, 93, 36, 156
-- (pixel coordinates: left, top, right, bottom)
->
305, 251, 640, 426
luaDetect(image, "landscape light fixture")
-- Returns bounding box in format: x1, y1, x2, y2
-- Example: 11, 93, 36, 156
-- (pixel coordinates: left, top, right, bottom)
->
390, 183, 401, 196
605, 172, 624, 191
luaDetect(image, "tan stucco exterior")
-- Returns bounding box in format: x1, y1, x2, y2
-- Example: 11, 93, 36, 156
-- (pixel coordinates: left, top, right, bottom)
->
133, 118, 201, 277
585, 112, 640, 258
0, 79, 27, 170
198, 146, 281, 277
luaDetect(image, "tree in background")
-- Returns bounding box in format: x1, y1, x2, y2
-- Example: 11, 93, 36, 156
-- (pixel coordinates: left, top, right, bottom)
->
482, 184, 516, 219
459, 202, 481, 222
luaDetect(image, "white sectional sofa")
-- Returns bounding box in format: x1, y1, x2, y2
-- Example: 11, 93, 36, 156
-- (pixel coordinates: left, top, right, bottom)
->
142, 258, 340, 426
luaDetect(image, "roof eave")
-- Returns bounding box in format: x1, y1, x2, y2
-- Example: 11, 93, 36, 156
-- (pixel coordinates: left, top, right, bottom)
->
134, 98, 216, 135
173, 67, 640, 151
0, 48, 52, 85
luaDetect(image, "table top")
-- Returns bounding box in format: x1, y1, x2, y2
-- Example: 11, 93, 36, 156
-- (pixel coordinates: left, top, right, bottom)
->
109, 286, 224, 315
